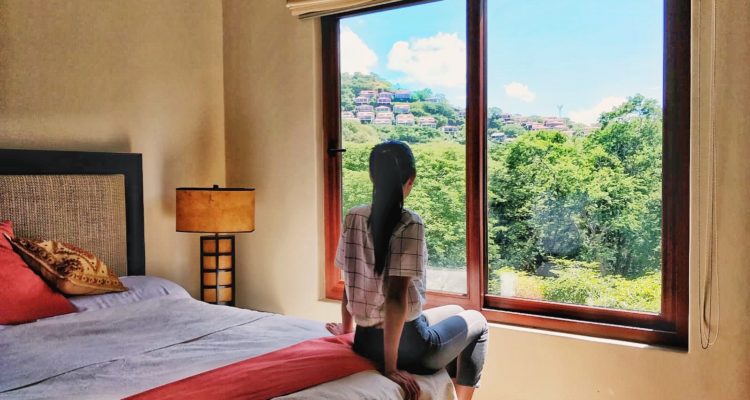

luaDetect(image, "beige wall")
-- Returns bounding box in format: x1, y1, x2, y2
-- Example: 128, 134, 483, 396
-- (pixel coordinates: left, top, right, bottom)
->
0, 0, 226, 296
224, 0, 750, 399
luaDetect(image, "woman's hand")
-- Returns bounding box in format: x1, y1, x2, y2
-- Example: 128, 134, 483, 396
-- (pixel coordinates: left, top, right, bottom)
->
325, 322, 348, 335
384, 369, 421, 400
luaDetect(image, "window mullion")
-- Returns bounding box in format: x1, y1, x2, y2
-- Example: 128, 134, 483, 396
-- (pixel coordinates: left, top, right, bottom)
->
465, 0, 487, 311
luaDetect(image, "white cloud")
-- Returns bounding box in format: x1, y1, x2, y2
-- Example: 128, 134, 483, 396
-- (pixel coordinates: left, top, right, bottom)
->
387, 33, 466, 88
504, 82, 536, 103
340, 27, 377, 74
568, 96, 626, 124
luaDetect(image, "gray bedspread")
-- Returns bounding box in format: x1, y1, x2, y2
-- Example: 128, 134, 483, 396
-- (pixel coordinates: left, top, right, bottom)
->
0, 296, 455, 399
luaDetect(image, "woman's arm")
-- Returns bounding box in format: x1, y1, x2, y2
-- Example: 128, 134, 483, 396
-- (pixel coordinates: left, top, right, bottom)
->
326, 289, 354, 335
383, 276, 420, 399
340, 289, 354, 333
383, 276, 411, 373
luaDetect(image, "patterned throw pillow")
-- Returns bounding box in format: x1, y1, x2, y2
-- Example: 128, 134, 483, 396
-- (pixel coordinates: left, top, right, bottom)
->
6, 236, 127, 295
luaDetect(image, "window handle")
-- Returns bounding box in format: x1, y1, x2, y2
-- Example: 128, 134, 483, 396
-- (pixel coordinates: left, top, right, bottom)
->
328, 148, 346, 156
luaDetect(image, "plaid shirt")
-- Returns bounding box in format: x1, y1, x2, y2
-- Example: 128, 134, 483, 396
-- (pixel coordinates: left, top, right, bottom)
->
335, 205, 427, 327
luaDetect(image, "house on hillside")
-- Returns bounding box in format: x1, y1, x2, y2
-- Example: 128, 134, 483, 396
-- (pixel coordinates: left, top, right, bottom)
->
419, 116, 437, 128
442, 125, 459, 133
379, 91, 394, 100
490, 132, 506, 142
543, 118, 567, 130
356, 104, 374, 113
394, 90, 411, 101
375, 105, 391, 113
396, 114, 415, 126
357, 111, 374, 123
377, 95, 392, 105
341, 111, 358, 122
354, 96, 369, 105
373, 117, 392, 125
523, 121, 545, 131
393, 103, 410, 114
359, 89, 377, 99
376, 111, 394, 120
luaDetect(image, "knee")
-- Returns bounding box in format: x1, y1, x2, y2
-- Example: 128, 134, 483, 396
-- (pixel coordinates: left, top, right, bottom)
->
444, 304, 465, 314
459, 310, 489, 339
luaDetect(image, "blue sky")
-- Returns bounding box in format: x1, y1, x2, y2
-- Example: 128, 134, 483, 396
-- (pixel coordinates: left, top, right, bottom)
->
340, 0, 663, 124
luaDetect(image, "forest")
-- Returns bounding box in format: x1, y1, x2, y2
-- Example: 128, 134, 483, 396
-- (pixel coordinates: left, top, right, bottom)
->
341, 73, 662, 313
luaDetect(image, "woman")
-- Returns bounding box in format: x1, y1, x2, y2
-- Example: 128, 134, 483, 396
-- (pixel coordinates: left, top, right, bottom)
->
326, 140, 489, 400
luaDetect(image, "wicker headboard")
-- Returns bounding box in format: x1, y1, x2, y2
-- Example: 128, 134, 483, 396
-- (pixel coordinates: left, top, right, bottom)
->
0, 149, 145, 276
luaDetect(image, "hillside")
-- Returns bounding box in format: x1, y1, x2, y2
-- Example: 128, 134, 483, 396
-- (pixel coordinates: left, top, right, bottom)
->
340, 72, 599, 144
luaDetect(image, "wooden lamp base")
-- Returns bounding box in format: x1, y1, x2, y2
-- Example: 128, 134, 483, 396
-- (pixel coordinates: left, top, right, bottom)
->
200, 234, 236, 306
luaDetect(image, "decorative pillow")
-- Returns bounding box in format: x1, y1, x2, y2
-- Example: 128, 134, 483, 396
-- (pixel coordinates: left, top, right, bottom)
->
7, 235, 127, 295
0, 221, 76, 324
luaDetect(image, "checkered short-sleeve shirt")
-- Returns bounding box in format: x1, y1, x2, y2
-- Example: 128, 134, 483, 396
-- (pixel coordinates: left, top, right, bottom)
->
334, 205, 427, 327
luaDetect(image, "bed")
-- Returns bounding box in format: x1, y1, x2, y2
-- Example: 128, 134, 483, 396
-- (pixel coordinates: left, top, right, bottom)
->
0, 149, 456, 400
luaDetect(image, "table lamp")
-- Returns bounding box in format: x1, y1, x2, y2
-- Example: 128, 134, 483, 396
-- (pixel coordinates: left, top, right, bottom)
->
176, 185, 255, 306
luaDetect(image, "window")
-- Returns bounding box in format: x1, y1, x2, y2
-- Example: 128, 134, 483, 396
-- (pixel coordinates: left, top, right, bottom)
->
323, 0, 689, 347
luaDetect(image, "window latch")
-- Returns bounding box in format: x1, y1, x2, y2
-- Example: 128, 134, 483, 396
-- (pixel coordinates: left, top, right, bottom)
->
327, 148, 346, 156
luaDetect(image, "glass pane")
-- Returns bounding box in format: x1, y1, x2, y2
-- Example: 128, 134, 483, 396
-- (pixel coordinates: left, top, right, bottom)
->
339, 0, 467, 293
486, 1, 663, 312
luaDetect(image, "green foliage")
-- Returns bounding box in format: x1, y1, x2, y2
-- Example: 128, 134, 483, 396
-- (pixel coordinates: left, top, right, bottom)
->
499, 123, 525, 138
488, 265, 661, 312
598, 94, 662, 128
341, 91, 663, 312
376, 125, 442, 143
342, 121, 380, 143
411, 88, 433, 102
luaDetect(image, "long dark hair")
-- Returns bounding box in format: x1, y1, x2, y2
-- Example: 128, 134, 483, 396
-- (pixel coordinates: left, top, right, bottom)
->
368, 141, 416, 276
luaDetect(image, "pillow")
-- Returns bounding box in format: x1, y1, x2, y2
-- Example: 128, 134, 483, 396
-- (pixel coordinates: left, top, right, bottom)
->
69, 275, 189, 312
7, 235, 127, 295
0, 221, 76, 324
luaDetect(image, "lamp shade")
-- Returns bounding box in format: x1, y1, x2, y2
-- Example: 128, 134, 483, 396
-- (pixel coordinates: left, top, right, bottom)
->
176, 186, 255, 233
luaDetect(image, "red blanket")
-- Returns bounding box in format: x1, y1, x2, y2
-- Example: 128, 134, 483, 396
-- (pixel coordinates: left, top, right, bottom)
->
126, 333, 375, 400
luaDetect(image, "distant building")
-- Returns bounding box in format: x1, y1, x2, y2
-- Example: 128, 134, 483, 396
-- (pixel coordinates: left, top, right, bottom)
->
393, 103, 411, 114
377, 95, 392, 105
376, 111, 394, 120
354, 96, 369, 105
523, 121, 545, 131
379, 91, 394, 100
342, 111, 358, 122
394, 90, 411, 101
490, 132, 506, 142
543, 118, 567, 130
425, 97, 439, 103
373, 117, 392, 125
375, 105, 391, 113
356, 104, 374, 113
357, 111, 374, 123
396, 114, 416, 126
359, 90, 377, 99
456, 108, 466, 118
442, 125, 459, 133
418, 116, 437, 128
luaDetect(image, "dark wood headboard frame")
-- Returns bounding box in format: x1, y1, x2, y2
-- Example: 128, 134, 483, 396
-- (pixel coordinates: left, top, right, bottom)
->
0, 149, 145, 275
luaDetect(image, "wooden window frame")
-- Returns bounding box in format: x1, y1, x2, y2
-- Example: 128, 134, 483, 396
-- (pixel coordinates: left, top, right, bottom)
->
322, 0, 689, 348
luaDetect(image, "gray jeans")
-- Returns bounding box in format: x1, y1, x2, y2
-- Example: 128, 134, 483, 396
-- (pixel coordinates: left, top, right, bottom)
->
352, 305, 489, 387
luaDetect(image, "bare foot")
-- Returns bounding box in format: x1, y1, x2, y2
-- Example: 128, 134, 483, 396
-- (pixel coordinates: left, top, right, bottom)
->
455, 384, 475, 400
